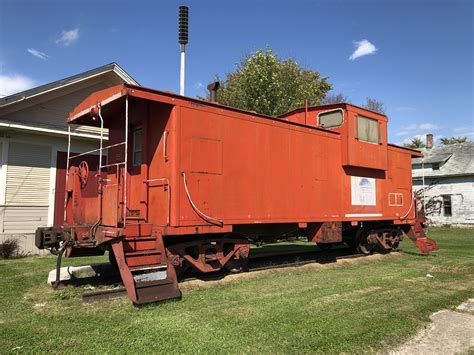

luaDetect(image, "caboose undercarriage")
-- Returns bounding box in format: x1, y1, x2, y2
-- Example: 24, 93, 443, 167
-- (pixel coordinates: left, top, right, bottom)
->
36, 218, 436, 304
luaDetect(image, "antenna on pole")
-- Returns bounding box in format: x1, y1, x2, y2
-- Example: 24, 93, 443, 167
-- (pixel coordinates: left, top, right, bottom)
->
178, 5, 189, 96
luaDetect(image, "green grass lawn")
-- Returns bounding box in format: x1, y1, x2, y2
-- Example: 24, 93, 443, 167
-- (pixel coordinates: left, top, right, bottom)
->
1, 228, 473, 353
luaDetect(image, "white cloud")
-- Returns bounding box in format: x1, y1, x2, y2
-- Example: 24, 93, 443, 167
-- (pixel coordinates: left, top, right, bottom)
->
349, 39, 377, 60
27, 48, 50, 60
453, 126, 474, 133
451, 127, 474, 138
419, 123, 439, 130
396, 123, 440, 136
396, 130, 411, 136
56, 28, 80, 47
0, 74, 36, 97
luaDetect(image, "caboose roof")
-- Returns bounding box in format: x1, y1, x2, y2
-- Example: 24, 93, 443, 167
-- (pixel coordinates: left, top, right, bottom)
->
277, 102, 423, 157
68, 83, 341, 136
278, 103, 388, 121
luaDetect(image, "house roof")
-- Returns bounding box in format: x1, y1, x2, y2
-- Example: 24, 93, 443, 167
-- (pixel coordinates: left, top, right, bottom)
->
413, 152, 453, 165
0, 62, 138, 108
412, 142, 474, 178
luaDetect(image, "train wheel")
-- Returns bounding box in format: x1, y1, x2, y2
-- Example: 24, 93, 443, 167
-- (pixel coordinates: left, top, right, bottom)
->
355, 228, 376, 255
376, 230, 402, 253
223, 244, 249, 274
391, 239, 400, 251
224, 257, 247, 274
167, 251, 186, 277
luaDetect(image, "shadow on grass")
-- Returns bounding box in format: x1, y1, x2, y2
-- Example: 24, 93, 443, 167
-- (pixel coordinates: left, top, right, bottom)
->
56, 262, 121, 287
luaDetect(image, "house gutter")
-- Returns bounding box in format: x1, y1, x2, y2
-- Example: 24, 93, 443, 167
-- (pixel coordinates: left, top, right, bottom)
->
0, 121, 106, 140
413, 173, 474, 180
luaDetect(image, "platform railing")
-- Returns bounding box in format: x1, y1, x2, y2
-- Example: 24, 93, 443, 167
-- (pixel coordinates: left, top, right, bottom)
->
64, 95, 129, 228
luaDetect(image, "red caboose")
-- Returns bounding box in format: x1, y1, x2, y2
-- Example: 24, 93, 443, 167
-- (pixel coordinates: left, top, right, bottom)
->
36, 84, 438, 304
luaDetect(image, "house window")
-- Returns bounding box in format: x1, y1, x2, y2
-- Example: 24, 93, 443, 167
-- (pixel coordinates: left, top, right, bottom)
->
442, 195, 452, 216
318, 109, 343, 128
132, 128, 142, 166
357, 116, 379, 144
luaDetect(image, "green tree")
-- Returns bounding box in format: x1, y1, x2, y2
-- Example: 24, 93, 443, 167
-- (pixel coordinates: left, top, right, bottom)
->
363, 97, 385, 114
440, 136, 468, 145
212, 48, 332, 116
404, 137, 426, 149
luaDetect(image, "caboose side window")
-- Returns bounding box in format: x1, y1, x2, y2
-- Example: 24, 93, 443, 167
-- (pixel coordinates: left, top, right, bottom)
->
318, 109, 343, 128
132, 127, 142, 166
357, 116, 379, 144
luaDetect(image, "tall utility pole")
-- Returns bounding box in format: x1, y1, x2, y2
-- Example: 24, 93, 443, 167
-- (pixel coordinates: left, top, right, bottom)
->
178, 6, 189, 96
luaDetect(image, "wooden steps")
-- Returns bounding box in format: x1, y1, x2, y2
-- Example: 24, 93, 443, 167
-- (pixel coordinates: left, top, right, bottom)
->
111, 226, 181, 304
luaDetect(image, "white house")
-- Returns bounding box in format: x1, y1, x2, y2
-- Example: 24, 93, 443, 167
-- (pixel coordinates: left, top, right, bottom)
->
0, 63, 138, 252
412, 141, 474, 226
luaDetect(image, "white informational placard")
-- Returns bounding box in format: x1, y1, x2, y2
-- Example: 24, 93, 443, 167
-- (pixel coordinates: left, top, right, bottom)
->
351, 176, 376, 206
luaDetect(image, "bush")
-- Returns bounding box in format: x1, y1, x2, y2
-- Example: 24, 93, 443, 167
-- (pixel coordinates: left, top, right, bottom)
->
0, 238, 28, 259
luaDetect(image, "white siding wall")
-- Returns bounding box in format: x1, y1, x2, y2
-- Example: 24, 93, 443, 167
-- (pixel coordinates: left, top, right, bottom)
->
3, 141, 52, 233
6, 142, 51, 204
414, 176, 474, 225
3, 207, 49, 234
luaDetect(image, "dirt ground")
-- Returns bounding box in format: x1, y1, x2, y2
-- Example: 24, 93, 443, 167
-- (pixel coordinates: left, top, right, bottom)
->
388, 299, 474, 354
180, 253, 395, 290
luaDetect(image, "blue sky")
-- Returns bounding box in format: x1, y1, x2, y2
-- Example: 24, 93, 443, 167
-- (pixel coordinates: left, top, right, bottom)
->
0, 0, 472, 144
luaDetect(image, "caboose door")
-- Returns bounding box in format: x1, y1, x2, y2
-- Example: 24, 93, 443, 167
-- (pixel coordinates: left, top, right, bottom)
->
101, 165, 124, 227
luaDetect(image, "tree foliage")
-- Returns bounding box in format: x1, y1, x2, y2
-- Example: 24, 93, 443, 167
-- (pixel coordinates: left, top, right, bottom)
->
404, 137, 426, 149
321, 92, 350, 105
363, 97, 385, 114
212, 48, 332, 116
440, 136, 468, 145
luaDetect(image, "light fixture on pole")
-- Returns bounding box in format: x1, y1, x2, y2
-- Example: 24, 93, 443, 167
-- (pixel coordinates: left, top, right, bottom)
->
179, 5, 189, 96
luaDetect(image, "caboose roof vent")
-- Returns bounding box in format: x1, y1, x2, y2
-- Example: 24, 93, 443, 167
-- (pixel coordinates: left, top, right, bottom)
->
207, 81, 220, 103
